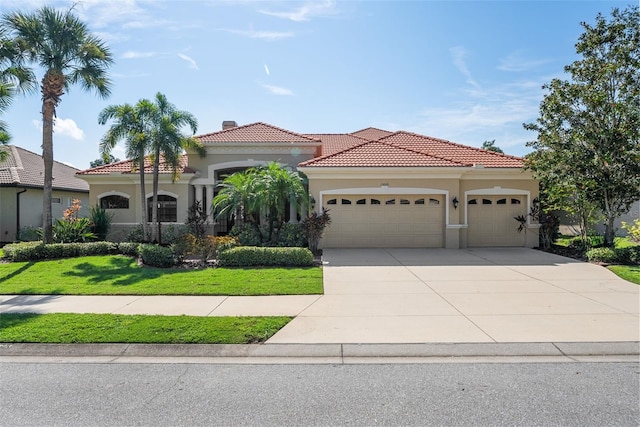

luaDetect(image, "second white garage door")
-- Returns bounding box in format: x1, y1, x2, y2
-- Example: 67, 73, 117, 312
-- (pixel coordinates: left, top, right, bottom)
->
321, 195, 444, 248
467, 195, 526, 247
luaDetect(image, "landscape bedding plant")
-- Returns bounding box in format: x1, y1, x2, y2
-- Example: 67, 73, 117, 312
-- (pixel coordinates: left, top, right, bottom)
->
0, 255, 323, 295
0, 313, 291, 344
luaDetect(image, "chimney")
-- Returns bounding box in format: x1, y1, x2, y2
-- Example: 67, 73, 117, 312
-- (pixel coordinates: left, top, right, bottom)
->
222, 120, 237, 130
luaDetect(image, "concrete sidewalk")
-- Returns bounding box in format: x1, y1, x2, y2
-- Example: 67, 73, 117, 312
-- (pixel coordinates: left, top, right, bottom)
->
1, 248, 639, 347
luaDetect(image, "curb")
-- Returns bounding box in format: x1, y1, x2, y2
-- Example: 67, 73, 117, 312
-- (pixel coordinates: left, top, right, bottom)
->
1, 342, 638, 361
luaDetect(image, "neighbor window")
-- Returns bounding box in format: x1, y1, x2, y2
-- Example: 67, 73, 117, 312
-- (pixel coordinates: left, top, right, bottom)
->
100, 195, 129, 209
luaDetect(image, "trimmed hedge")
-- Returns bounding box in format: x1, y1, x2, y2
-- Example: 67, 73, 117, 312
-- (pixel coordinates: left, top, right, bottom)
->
139, 244, 175, 268
217, 246, 314, 267
585, 247, 618, 263
2, 241, 117, 262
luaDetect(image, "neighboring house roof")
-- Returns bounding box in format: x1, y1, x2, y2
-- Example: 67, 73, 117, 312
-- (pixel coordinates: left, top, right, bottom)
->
301, 131, 524, 168
196, 122, 321, 144
77, 155, 195, 176
0, 145, 89, 191
304, 133, 369, 156
299, 140, 467, 168
350, 127, 394, 141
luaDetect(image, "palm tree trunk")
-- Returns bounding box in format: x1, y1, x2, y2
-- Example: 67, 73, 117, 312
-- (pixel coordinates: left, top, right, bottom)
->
151, 149, 160, 242
138, 151, 148, 241
41, 98, 55, 243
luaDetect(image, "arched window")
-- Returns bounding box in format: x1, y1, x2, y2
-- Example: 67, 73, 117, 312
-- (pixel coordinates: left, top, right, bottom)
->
327, 199, 337, 205
341, 199, 352, 205
147, 195, 177, 222
356, 199, 367, 205
101, 195, 129, 209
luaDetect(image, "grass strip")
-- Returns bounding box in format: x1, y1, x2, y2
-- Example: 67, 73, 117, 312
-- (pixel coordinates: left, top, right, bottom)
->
0, 255, 322, 296
607, 265, 640, 285
0, 313, 291, 344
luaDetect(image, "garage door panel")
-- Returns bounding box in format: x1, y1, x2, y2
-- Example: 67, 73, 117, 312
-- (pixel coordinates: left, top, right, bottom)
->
322, 194, 444, 248
467, 195, 526, 247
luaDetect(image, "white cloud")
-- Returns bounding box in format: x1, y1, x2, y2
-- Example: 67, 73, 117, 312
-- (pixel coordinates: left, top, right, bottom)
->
264, 64, 270, 76
122, 51, 157, 59
33, 118, 85, 141
450, 46, 480, 89
221, 29, 294, 41
178, 53, 199, 70
498, 50, 551, 72
262, 84, 294, 96
258, 0, 337, 22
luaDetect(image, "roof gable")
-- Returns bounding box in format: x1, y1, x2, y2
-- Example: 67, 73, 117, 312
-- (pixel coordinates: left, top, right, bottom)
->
299, 140, 466, 168
350, 127, 394, 141
77, 155, 195, 175
197, 122, 321, 144
0, 145, 89, 191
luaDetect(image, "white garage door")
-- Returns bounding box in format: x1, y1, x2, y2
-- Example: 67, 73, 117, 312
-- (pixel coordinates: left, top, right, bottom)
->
321, 195, 444, 248
467, 195, 526, 247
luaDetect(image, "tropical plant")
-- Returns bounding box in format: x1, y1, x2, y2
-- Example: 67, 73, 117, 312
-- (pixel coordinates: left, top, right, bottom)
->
89, 204, 113, 241
302, 208, 332, 255
0, 26, 35, 160
49, 199, 96, 243
142, 93, 205, 242
524, 6, 640, 247
2, 6, 113, 243
98, 102, 152, 241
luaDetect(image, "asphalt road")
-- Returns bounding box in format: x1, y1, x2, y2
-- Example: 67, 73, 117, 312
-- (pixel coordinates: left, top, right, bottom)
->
1, 362, 638, 426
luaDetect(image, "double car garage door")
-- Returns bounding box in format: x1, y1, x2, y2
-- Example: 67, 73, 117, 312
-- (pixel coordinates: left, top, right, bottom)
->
321, 193, 527, 248
322, 194, 444, 248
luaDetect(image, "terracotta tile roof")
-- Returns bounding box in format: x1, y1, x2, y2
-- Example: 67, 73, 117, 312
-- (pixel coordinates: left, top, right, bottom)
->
197, 122, 321, 144
0, 145, 89, 191
379, 131, 524, 168
350, 127, 394, 141
77, 155, 195, 175
299, 140, 466, 168
304, 133, 369, 156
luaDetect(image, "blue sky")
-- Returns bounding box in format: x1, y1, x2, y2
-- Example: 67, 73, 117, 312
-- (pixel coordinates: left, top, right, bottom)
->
2, 0, 632, 169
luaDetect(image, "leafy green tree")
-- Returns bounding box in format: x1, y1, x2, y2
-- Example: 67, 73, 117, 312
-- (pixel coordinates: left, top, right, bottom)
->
0, 26, 35, 160
89, 154, 120, 168
144, 93, 205, 242
98, 102, 152, 240
481, 139, 504, 153
3, 6, 113, 242
524, 6, 640, 247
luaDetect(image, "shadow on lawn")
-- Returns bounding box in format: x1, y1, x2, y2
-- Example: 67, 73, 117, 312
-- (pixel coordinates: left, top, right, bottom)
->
0, 262, 36, 283
0, 312, 41, 330
62, 256, 184, 287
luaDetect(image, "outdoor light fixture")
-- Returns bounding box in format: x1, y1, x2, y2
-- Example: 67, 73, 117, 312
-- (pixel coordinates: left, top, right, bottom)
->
452, 196, 459, 210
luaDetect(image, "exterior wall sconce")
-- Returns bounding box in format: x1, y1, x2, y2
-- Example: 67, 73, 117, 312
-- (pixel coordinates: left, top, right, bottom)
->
452, 196, 459, 210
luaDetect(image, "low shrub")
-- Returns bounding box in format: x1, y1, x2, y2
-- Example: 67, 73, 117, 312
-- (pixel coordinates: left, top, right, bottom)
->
621, 219, 640, 242
117, 242, 140, 257
2, 241, 116, 261
139, 244, 175, 268
585, 247, 619, 264
210, 235, 239, 255
615, 246, 640, 265
275, 223, 307, 247
217, 246, 314, 267
125, 224, 151, 243
230, 223, 263, 246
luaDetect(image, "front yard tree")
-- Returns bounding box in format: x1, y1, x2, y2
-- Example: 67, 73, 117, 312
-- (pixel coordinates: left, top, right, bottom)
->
524, 5, 640, 247
3, 6, 113, 243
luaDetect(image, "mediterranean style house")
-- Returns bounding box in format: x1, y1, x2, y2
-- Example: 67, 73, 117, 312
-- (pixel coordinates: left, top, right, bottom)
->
77, 121, 540, 248
0, 145, 89, 243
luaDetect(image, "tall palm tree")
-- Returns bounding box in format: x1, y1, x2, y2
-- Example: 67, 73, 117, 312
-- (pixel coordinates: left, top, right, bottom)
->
98, 102, 152, 240
2, 6, 112, 242
0, 26, 36, 161
213, 170, 262, 236
145, 93, 204, 242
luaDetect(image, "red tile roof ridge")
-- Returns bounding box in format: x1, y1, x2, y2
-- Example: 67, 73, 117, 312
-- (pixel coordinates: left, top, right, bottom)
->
299, 139, 469, 167
381, 130, 523, 160
196, 122, 321, 142
350, 126, 391, 134
78, 156, 137, 174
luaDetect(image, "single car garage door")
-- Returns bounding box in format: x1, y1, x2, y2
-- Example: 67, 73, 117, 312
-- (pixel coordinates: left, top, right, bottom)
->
321, 195, 444, 248
467, 195, 526, 247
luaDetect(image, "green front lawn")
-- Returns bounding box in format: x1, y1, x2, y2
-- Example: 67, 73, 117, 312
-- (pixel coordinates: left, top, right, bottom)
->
0, 313, 290, 344
0, 255, 322, 295
607, 265, 640, 285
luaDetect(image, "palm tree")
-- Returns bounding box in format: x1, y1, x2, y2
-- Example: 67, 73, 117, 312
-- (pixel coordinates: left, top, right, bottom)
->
98, 102, 152, 241
145, 93, 204, 242
0, 26, 36, 161
2, 6, 113, 242
213, 170, 262, 236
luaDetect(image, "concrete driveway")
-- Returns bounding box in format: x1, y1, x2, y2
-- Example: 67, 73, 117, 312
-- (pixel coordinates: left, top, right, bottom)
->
267, 248, 640, 344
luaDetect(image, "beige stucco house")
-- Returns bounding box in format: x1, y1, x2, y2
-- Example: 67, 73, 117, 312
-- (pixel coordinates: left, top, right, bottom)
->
77, 121, 540, 248
0, 145, 89, 243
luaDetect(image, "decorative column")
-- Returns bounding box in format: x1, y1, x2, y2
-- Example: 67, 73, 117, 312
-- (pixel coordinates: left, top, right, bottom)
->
289, 201, 298, 224
194, 184, 203, 206
206, 185, 215, 220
